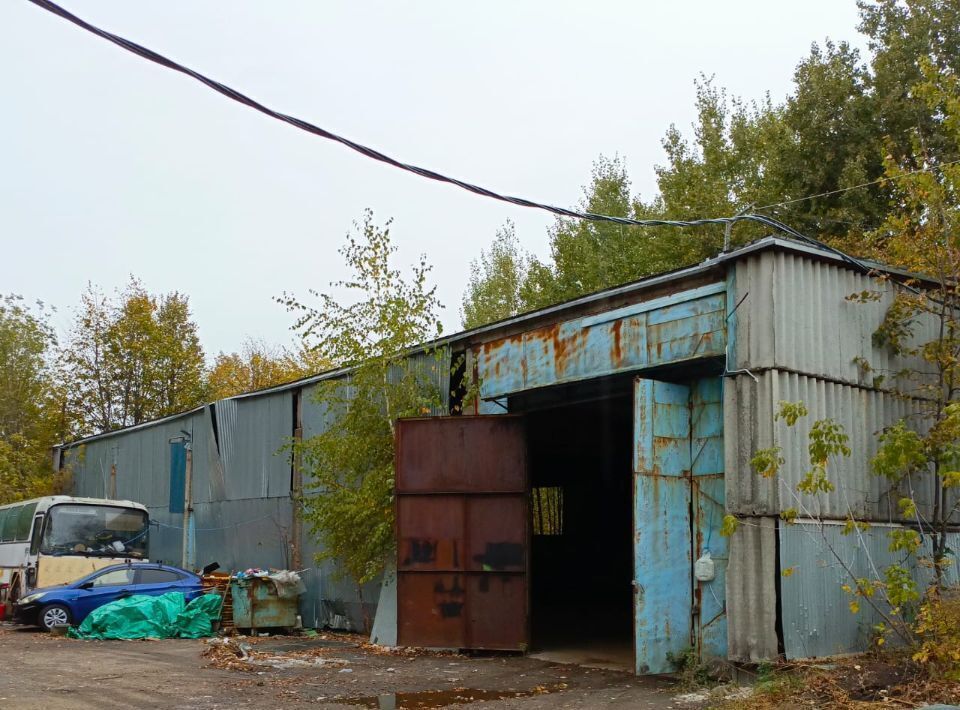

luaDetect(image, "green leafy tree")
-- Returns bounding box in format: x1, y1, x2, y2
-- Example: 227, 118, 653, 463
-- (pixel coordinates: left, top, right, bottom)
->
521, 156, 670, 310
858, 57, 960, 590
206, 337, 330, 400
537, 156, 641, 305
461, 220, 527, 329
61, 279, 206, 436
280, 211, 444, 625
153, 293, 207, 417
725, 63, 960, 659
464, 1, 960, 314
858, 0, 960, 169
651, 78, 786, 253
0, 295, 64, 503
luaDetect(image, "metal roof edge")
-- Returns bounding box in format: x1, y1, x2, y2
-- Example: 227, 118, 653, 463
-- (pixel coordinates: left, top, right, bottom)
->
156, 238, 791, 404
58, 235, 913, 447
710, 235, 938, 284
57, 406, 207, 449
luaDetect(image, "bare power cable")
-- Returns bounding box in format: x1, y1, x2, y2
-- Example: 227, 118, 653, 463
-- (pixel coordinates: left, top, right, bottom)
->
24, 0, 890, 282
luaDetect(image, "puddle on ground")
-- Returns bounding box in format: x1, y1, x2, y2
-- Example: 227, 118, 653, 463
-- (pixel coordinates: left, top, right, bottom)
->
339, 688, 543, 708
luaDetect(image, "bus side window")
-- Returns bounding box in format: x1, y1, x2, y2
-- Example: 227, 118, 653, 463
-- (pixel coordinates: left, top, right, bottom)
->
29, 515, 44, 556
0, 506, 21, 542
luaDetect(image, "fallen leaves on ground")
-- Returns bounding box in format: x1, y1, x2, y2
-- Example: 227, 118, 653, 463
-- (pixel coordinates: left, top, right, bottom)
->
719, 653, 960, 709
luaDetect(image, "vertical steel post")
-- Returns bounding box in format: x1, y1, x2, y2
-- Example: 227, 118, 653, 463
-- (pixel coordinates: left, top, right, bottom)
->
181, 442, 193, 569
109, 444, 118, 498
291, 389, 304, 570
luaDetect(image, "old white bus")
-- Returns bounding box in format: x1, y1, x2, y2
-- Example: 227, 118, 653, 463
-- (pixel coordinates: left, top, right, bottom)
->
0, 496, 149, 602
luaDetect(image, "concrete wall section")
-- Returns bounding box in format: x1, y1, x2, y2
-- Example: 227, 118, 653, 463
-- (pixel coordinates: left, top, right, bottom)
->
725, 516, 779, 662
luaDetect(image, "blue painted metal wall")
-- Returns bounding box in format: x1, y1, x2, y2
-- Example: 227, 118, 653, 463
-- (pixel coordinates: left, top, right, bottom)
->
691, 378, 727, 662
475, 283, 726, 402
633, 378, 693, 675
168, 441, 186, 514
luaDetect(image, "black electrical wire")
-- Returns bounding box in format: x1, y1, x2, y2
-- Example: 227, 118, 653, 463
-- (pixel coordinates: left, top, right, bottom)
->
25, 0, 878, 278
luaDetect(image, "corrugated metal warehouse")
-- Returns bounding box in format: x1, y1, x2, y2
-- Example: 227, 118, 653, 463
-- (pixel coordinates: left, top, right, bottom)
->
56, 236, 957, 675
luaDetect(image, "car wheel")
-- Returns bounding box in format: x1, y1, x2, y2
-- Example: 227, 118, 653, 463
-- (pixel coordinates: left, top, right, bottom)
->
39, 604, 72, 631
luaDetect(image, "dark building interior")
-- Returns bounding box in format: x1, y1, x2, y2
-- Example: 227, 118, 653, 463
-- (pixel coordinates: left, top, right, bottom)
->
525, 393, 635, 669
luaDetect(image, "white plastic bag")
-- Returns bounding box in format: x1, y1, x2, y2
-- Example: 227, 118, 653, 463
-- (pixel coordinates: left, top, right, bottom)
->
694, 550, 715, 582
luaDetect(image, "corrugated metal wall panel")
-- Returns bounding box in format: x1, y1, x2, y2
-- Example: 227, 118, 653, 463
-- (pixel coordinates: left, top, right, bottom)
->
215, 391, 293, 500
213, 399, 239, 490
299, 523, 381, 631
301, 348, 451, 439
724, 373, 776, 517
734, 252, 938, 386
301, 378, 353, 440
63, 410, 211, 509
192, 497, 294, 572
777, 521, 955, 659
725, 369, 931, 521
726, 516, 779, 662
403, 346, 452, 415
295, 349, 452, 632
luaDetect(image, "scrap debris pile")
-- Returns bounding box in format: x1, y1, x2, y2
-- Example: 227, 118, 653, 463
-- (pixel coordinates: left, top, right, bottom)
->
54, 567, 305, 641
202, 634, 357, 672
234, 568, 307, 599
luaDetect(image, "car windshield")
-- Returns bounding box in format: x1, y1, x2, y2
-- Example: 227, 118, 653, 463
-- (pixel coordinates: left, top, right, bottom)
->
40, 504, 148, 557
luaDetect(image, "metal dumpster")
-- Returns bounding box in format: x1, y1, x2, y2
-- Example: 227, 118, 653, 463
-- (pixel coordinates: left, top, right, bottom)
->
231, 576, 299, 633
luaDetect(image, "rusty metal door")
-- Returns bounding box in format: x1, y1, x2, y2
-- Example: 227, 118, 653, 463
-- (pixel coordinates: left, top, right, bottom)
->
633, 377, 727, 675
395, 416, 528, 650
633, 378, 692, 675
690, 378, 727, 663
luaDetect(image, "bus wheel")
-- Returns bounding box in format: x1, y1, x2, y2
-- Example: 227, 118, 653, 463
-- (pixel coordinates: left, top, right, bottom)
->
39, 604, 72, 631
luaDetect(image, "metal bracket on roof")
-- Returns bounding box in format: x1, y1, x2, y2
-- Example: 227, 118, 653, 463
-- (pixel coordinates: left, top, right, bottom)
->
486, 397, 509, 412
722, 367, 759, 383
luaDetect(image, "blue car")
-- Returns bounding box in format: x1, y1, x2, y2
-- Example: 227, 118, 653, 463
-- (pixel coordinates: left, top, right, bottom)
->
14, 562, 203, 631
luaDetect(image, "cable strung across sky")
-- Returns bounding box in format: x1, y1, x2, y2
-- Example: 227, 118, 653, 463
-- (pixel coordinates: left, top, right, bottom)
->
25, 0, 874, 276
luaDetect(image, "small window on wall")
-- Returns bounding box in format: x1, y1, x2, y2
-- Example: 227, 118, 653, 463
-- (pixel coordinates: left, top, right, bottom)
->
532, 486, 563, 536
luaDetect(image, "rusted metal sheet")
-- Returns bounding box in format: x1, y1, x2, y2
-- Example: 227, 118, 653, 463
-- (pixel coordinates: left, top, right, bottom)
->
475, 283, 726, 400
395, 416, 528, 651
691, 378, 727, 663
231, 577, 299, 631
634, 377, 727, 674
633, 378, 692, 675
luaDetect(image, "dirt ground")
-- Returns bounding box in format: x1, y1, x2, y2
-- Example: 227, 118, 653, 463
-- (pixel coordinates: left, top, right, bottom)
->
0, 623, 688, 709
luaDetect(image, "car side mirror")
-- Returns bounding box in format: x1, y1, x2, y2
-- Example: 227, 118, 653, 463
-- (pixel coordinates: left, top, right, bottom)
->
78, 581, 94, 590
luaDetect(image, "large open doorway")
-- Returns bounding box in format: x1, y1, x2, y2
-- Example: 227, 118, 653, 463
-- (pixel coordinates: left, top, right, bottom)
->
525, 394, 635, 671
394, 370, 725, 675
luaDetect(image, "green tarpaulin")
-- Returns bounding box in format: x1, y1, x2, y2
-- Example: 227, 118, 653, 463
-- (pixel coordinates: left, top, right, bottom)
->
68, 592, 222, 640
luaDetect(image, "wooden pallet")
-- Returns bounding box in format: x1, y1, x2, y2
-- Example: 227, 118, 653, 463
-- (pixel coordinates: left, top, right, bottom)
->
201, 573, 233, 631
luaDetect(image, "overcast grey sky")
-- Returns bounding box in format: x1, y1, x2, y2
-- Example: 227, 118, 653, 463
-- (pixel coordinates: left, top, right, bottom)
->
1, 1, 866, 356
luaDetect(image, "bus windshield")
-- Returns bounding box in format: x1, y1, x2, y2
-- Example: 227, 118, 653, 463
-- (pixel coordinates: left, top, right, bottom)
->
40, 504, 148, 557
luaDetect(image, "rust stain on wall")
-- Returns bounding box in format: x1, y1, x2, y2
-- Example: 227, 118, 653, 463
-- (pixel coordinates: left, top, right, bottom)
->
611, 319, 624, 366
